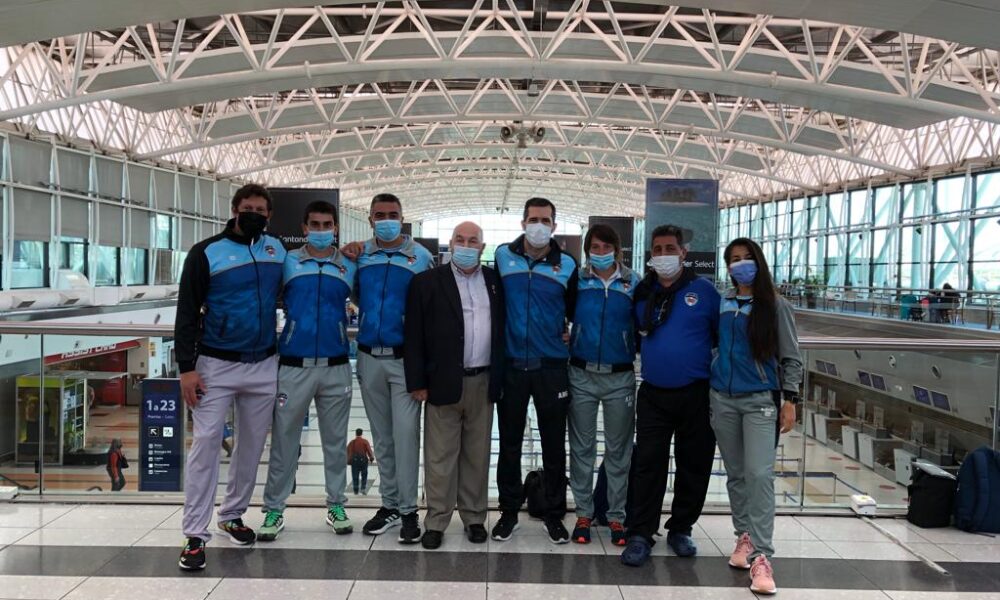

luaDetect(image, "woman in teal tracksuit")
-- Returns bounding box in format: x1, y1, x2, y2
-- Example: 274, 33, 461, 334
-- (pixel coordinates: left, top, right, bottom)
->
710, 237, 802, 596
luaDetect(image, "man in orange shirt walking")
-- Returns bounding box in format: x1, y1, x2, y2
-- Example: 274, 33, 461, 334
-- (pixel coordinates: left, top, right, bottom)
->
347, 428, 375, 495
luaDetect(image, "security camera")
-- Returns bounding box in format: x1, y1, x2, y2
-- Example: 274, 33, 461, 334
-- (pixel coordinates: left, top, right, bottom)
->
500, 125, 514, 142
532, 126, 545, 142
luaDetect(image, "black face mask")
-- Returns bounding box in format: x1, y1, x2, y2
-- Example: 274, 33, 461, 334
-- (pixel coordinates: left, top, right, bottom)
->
237, 211, 267, 240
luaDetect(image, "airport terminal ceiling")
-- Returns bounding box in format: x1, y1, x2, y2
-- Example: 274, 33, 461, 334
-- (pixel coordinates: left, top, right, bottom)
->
0, 1, 998, 223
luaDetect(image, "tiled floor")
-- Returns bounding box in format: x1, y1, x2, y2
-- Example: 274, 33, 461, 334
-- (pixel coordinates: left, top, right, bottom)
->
1, 503, 999, 599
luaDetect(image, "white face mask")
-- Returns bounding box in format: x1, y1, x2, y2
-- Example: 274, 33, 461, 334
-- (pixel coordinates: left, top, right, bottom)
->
524, 222, 552, 247
648, 254, 682, 279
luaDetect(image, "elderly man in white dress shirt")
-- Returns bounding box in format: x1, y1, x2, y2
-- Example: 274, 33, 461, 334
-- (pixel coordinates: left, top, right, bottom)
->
404, 222, 506, 549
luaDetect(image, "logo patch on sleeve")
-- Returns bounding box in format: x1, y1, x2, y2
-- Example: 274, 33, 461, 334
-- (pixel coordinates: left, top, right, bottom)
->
684, 292, 699, 306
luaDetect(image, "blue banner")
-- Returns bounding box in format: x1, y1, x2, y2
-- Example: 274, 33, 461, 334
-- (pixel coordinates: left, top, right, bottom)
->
644, 179, 719, 278
140, 378, 185, 492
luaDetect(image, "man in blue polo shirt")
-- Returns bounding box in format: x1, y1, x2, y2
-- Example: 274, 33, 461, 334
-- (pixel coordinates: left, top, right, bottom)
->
621, 224, 720, 567
493, 197, 578, 544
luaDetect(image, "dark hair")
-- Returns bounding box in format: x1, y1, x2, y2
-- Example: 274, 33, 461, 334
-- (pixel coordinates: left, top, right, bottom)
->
523, 197, 556, 221
302, 200, 338, 226
724, 237, 778, 363
584, 224, 621, 258
231, 184, 272, 211
355, 428, 363, 436
370, 193, 402, 213
650, 224, 685, 246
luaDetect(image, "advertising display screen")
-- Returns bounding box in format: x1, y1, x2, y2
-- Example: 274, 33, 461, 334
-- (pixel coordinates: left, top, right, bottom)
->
268, 188, 340, 250
645, 179, 719, 278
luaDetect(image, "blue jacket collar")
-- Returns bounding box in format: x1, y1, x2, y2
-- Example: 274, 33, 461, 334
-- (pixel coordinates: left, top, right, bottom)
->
364, 235, 416, 258
509, 235, 562, 266
293, 246, 347, 267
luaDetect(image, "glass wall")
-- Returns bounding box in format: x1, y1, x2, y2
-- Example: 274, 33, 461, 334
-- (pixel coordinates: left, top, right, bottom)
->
718, 169, 1000, 293
0, 133, 238, 291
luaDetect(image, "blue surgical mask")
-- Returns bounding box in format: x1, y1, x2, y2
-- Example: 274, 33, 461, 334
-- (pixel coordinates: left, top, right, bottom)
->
451, 245, 481, 270
730, 259, 758, 285
373, 219, 402, 243
589, 252, 615, 271
307, 230, 335, 250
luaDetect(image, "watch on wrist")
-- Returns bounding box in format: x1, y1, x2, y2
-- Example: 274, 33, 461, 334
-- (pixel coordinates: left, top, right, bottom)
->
783, 392, 801, 404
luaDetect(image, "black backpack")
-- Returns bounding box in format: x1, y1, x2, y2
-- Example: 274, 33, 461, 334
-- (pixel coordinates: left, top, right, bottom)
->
523, 469, 567, 519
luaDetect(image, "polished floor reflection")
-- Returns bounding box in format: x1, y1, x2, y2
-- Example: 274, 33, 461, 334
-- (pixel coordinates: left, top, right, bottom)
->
1, 503, 999, 599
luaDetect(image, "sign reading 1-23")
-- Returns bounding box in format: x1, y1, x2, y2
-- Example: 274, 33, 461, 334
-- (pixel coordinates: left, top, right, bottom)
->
140, 378, 185, 492
145, 398, 177, 413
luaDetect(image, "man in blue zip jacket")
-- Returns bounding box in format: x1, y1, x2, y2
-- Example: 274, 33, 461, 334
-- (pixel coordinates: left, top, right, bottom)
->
621, 224, 721, 567
493, 197, 578, 544
175, 184, 287, 571
258, 200, 357, 542
342, 193, 433, 544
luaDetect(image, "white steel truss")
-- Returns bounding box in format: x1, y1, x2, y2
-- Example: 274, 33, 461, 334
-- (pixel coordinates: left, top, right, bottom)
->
1, 2, 998, 219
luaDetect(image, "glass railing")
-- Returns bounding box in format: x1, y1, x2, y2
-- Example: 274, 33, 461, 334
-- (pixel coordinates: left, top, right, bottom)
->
778, 283, 1000, 329
0, 322, 996, 514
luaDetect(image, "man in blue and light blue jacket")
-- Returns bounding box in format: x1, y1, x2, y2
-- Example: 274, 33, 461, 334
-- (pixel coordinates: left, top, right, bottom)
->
567, 224, 641, 547
493, 197, 578, 544
621, 224, 721, 567
342, 193, 434, 544
258, 200, 357, 542
175, 184, 286, 571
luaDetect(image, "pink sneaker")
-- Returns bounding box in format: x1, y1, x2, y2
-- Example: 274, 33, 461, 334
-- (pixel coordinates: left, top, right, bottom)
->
729, 532, 754, 569
750, 555, 777, 595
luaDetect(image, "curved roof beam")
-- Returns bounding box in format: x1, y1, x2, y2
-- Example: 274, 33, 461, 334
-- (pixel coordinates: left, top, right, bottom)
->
140, 88, 915, 177
1, 1, 996, 58
11, 27, 999, 128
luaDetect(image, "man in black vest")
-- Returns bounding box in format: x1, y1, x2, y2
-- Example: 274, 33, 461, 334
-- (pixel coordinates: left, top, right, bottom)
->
404, 221, 505, 549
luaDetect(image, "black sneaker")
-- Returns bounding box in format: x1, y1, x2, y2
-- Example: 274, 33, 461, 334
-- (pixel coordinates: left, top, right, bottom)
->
178, 537, 206, 571
363, 507, 401, 535
543, 517, 570, 544
398, 512, 421, 544
421, 529, 443, 549
218, 518, 256, 545
491, 511, 519, 541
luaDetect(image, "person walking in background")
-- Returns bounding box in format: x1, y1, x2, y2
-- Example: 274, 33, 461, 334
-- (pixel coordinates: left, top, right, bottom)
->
567, 224, 639, 547
106, 438, 128, 492
710, 237, 803, 595
347, 429, 374, 495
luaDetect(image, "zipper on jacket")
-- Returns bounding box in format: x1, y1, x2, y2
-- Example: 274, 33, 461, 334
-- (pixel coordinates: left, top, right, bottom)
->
220, 315, 229, 339
525, 263, 533, 361
315, 262, 324, 360
376, 253, 391, 346
727, 308, 737, 396
597, 281, 609, 366
250, 245, 263, 352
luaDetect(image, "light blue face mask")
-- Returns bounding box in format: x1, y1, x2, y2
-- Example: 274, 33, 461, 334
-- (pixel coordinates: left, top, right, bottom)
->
451, 245, 481, 269
373, 219, 402, 242
730, 259, 758, 285
589, 252, 615, 270
307, 229, 335, 250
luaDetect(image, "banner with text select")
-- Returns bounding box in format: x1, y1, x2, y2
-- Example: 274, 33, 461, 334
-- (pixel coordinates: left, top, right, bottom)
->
644, 179, 719, 279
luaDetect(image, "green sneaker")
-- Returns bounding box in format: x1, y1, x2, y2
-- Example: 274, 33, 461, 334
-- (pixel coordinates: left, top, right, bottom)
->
326, 504, 353, 534
258, 510, 284, 542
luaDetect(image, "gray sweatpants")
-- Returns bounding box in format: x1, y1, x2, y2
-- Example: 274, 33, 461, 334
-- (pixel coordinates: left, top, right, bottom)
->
709, 388, 778, 559
568, 367, 636, 522
356, 353, 421, 515
182, 355, 278, 542
262, 362, 353, 512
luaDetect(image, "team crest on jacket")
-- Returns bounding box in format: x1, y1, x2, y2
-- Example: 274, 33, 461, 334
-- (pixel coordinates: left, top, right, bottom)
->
264, 245, 276, 257
684, 292, 699, 306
